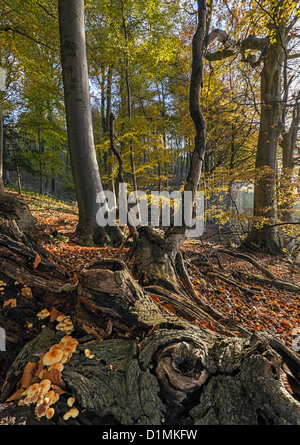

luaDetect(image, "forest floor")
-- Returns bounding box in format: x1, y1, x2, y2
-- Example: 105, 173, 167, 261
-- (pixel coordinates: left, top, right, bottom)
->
0, 189, 299, 395
25, 190, 300, 347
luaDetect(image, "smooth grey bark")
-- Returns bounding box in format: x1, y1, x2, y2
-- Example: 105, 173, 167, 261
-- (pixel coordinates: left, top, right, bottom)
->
0, 96, 4, 193
58, 0, 122, 245
122, 12, 138, 195
246, 30, 289, 253
205, 19, 298, 253
106, 67, 116, 203
280, 95, 300, 220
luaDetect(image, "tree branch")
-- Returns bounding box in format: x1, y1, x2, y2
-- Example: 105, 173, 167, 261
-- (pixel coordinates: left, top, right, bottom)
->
204, 28, 268, 66
0, 26, 54, 51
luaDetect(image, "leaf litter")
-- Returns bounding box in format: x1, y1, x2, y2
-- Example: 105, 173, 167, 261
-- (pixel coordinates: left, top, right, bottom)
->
23, 193, 300, 351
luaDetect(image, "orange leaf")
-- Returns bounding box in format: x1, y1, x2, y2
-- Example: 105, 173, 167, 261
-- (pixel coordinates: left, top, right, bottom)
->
161, 303, 177, 315
3, 298, 17, 309
50, 384, 66, 395
50, 307, 65, 323
5, 388, 25, 402
33, 253, 41, 269
34, 356, 45, 379
21, 287, 33, 299
150, 295, 160, 302
42, 368, 66, 388
20, 361, 38, 389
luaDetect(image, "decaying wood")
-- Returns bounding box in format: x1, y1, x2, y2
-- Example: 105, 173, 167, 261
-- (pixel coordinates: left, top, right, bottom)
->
1, 270, 300, 425
0, 193, 72, 293
0, 193, 37, 231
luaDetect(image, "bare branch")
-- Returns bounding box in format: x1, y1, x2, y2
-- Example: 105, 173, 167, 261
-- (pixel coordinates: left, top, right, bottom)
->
204, 28, 268, 65
0, 25, 54, 51
287, 52, 300, 60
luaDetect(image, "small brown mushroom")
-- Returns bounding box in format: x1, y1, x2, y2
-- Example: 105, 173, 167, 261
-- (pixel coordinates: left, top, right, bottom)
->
37, 309, 50, 319
43, 348, 64, 367
67, 397, 75, 407
46, 407, 55, 419
63, 407, 79, 420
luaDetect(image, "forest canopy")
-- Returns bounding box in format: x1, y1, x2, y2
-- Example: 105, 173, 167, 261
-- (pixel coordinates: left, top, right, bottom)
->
0, 0, 298, 252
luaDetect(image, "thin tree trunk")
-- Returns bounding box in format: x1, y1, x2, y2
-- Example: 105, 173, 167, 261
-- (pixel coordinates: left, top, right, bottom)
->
280, 95, 300, 222
134, 0, 207, 290
106, 67, 116, 204
122, 13, 138, 194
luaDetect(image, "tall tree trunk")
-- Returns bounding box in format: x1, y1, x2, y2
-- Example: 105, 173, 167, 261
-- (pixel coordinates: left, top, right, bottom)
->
122, 13, 138, 195
58, 0, 123, 245
106, 67, 116, 204
243, 33, 288, 254
278, 94, 300, 252
0, 94, 4, 194
280, 95, 300, 222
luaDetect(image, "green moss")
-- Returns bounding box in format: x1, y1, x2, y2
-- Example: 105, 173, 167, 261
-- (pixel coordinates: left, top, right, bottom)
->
78, 237, 95, 247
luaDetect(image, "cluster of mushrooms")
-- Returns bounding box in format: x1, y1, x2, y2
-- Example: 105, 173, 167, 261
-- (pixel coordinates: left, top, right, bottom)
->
17, 309, 80, 421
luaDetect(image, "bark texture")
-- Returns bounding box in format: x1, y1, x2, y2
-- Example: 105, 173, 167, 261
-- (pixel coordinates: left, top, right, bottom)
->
1, 258, 300, 425
58, 0, 123, 246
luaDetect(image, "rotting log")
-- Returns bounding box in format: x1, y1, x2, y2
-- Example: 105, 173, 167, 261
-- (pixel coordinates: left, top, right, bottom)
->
0, 193, 37, 231
0, 193, 72, 290
1, 258, 300, 426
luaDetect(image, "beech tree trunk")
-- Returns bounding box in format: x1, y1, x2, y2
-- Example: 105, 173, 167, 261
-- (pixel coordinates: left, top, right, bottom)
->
279, 96, 300, 223
0, 96, 4, 194
58, 0, 123, 245
244, 35, 288, 254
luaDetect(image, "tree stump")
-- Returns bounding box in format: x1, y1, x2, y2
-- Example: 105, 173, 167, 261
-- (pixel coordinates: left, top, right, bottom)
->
0, 193, 37, 231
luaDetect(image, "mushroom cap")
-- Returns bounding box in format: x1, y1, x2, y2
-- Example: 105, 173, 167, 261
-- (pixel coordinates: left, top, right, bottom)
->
67, 397, 75, 407
43, 348, 64, 367
25, 383, 40, 395
37, 309, 50, 319
63, 407, 79, 420
59, 335, 73, 344
48, 362, 64, 372
63, 342, 77, 353
44, 390, 55, 399
69, 407, 79, 418
24, 392, 39, 405
38, 379, 52, 396
48, 393, 59, 405
46, 407, 55, 419
49, 344, 63, 352
35, 398, 50, 418
63, 346, 74, 355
